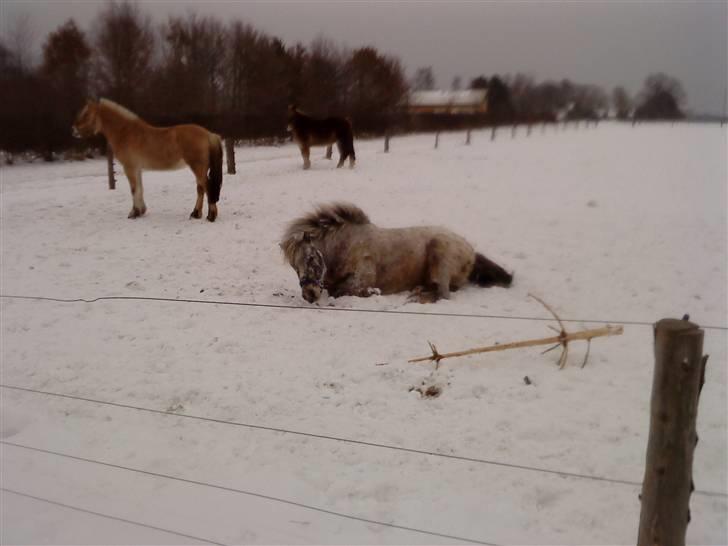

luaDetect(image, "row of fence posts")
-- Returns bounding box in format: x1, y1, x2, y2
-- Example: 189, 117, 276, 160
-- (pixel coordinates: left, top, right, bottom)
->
384, 120, 602, 153
107, 117, 716, 179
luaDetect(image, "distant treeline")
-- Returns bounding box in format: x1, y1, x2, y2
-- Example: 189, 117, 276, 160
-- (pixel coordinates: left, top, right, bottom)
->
0, 1, 688, 157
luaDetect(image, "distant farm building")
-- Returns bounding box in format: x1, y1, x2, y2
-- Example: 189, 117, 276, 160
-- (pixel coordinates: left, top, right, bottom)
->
409, 89, 488, 115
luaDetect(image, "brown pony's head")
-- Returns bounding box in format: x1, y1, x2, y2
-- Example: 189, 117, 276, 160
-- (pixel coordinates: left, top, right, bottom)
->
72, 99, 101, 138
283, 232, 327, 303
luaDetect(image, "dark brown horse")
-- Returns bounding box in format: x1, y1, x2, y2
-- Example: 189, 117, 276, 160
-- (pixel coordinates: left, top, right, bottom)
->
281, 203, 513, 303
287, 105, 355, 169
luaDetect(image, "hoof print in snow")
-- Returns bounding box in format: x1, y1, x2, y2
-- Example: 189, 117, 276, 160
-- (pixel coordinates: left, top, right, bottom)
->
410, 384, 443, 399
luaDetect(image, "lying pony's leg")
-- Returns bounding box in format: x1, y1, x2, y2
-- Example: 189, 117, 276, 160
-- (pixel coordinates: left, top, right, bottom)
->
424, 237, 452, 300
328, 261, 377, 298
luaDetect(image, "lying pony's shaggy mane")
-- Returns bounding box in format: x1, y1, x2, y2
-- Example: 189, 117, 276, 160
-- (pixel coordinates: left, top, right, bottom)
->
280, 202, 370, 262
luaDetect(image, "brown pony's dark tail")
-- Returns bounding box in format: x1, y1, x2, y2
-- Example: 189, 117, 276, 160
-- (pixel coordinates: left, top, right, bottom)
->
469, 252, 513, 287
207, 135, 223, 203
337, 118, 356, 163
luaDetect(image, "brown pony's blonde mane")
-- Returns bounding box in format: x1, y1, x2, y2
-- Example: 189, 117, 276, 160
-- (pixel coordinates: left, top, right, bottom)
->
99, 98, 139, 120
281, 202, 370, 262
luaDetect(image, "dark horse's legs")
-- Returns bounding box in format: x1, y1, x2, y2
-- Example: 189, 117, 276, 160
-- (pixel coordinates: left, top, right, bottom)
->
325, 145, 333, 159
300, 145, 311, 169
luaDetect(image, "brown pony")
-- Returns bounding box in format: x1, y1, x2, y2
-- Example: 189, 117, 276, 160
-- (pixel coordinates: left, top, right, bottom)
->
280, 203, 513, 303
287, 105, 355, 170
72, 99, 223, 221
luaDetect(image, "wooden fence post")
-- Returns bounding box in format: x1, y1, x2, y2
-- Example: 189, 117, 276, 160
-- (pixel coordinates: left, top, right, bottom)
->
466, 128, 471, 145
491, 126, 497, 141
511, 124, 517, 138
637, 318, 708, 546
225, 138, 236, 175
527, 124, 532, 136
434, 131, 439, 149
106, 144, 115, 190
384, 131, 390, 153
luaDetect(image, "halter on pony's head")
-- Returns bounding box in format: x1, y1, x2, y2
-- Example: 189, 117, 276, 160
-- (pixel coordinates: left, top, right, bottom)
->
294, 232, 327, 303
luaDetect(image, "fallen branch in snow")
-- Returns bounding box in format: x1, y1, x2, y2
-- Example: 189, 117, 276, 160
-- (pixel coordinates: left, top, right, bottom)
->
409, 294, 624, 368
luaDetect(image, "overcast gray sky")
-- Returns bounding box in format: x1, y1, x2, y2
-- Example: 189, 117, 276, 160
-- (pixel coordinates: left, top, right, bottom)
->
2, 0, 726, 114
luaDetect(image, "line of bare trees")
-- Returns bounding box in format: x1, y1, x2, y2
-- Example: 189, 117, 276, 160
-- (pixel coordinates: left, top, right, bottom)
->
1, 1, 689, 159
0, 2, 408, 158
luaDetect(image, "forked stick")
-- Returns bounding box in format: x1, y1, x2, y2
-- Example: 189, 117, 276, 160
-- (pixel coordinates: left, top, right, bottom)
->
408, 295, 623, 368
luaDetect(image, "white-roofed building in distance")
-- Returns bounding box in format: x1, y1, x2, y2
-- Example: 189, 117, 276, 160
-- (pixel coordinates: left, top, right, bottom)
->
408, 89, 488, 115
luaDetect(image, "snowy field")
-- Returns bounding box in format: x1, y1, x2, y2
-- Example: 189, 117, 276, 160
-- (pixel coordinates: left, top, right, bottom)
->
1, 122, 726, 545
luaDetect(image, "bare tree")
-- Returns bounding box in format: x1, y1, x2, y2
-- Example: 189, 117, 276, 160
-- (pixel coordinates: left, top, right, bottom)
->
412, 66, 435, 91
635, 73, 686, 119
612, 86, 632, 119
40, 19, 92, 153
301, 35, 346, 116
5, 11, 36, 73
93, 1, 155, 110
470, 76, 488, 90
155, 13, 225, 116
345, 46, 408, 133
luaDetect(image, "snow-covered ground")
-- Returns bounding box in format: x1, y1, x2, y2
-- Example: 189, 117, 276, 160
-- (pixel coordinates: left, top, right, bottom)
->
1, 122, 726, 545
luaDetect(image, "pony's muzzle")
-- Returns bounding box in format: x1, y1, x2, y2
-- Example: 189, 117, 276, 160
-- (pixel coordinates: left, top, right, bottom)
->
300, 282, 322, 303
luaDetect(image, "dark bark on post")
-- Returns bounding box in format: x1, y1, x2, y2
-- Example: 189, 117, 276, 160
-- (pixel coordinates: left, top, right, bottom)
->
225, 138, 236, 175
106, 144, 115, 190
637, 318, 708, 546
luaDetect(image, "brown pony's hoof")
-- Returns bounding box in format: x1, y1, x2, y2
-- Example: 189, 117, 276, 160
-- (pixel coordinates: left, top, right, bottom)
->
190, 209, 202, 219
128, 207, 142, 219
206, 211, 217, 222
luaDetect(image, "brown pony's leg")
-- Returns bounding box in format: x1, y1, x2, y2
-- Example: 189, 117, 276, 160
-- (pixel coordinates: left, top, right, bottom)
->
336, 142, 344, 168
189, 164, 207, 219
325, 145, 333, 159
123, 165, 146, 218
